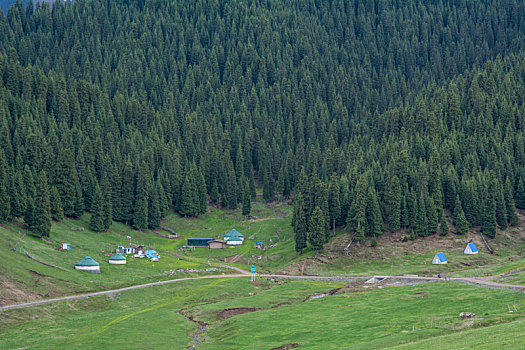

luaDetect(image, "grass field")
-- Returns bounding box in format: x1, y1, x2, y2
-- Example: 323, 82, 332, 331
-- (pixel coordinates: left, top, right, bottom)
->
0, 215, 225, 306
1, 278, 523, 349
1, 201, 524, 349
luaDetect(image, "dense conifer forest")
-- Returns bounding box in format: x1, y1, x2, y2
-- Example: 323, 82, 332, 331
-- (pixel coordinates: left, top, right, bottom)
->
1, 0, 525, 249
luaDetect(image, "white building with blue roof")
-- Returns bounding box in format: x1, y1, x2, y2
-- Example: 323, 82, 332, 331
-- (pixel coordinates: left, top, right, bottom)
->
464, 243, 478, 254
432, 252, 448, 264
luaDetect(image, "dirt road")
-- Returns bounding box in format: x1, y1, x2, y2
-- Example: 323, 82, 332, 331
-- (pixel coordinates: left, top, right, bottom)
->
1, 272, 523, 312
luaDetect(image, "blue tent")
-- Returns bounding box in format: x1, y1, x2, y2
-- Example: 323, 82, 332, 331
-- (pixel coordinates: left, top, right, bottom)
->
464, 243, 478, 254
432, 252, 447, 264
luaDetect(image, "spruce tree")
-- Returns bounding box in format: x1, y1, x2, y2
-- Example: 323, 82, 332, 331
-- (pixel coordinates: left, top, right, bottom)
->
481, 197, 497, 238
0, 150, 10, 221
351, 175, 367, 244
55, 149, 78, 217
196, 168, 207, 215
439, 210, 449, 236
100, 172, 112, 230
365, 186, 383, 237
328, 174, 341, 230
180, 174, 196, 217
133, 169, 149, 229
308, 206, 326, 251
31, 170, 51, 237
121, 160, 135, 224
415, 192, 428, 237
385, 175, 401, 232
293, 193, 307, 253
72, 180, 84, 218
241, 179, 251, 216
148, 183, 161, 229
495, 187, 507, 228
454, 196, 469, 234
426, 196, 438, 234
504, 177, 518, 226
89, 183, 106, 232
515, 177, 525, 209
49, 186, 64, 221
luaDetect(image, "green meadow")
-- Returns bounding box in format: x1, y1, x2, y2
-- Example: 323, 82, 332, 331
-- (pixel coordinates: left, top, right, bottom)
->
1, 278, 523, 349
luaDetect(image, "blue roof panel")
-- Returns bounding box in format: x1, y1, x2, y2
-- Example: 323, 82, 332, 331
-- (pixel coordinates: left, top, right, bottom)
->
436, 252, 447, 262
467, 243, 478, 252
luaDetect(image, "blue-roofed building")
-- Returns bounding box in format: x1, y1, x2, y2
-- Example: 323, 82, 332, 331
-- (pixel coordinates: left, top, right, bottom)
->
432, 252, 448, 264
464, 243, 478, 255
146, 250, 160, 262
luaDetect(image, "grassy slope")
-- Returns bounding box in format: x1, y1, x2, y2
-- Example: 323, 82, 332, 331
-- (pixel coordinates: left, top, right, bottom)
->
0, 215, 219, 306
1, 278, 523, 349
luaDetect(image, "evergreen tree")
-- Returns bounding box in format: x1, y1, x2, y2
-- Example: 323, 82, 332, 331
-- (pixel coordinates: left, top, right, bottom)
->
72, 180, 84, 218
89, 183, 106, 232
133, 168, 149, 229
514, 177, 525, 209
385, 175, 401, 232
439, 210, 449, 236
308, 206, 326, 251
350, 175, 367, 244
31, 170, 51, 237
180, 174, 196, 217
100, 172, 112, 230
196, 169, 207, 215
365, 186, 383, 237
454, 196, 469, 234
293, 193, 307, 253
328, 174, 341, 232
121, 160, 134, 224
495, 187, 507, 228
504, 177, 518, 226
481, 197, 497, 238
148, 183, 161, 229
54, 146, 79, 217
415, 193, 428, 237
426, 196, 438, 234
49, 186, 64, 221
0, 151, 10, 220
241, 179, 251, 216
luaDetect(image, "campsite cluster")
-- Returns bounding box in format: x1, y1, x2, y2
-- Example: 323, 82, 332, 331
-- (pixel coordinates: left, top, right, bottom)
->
66, 240, 161, 274
432, 243, 479, 265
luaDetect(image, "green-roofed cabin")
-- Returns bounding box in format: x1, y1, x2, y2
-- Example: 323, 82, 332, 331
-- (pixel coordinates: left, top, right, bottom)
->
109, 253, 127, 265
75, 256, 100, 273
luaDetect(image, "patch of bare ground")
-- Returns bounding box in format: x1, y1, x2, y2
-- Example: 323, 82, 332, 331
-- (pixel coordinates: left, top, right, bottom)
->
224, 254, 243, 263
271, 344, 299, 350
0, 278, 42, 307
217, 307, 260, 319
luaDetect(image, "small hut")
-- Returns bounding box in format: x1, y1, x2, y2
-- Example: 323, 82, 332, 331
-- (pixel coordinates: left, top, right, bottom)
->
75, 256, 100, 273
464, 243, 478, 255
109, 253, 126, 265
60, 243, 71, 250
208, 240, 227, 249
432, 252, 448, 265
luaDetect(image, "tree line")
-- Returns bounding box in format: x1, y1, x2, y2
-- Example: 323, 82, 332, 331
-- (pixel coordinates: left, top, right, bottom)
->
0, 0, 524, 241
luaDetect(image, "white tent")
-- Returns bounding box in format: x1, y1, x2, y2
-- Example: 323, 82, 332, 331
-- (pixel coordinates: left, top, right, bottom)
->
464, 243, 478, 255
432, 252, 447, 264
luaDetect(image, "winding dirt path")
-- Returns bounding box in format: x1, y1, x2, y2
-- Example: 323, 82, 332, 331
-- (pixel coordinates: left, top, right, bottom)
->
0, 273, 523, 312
